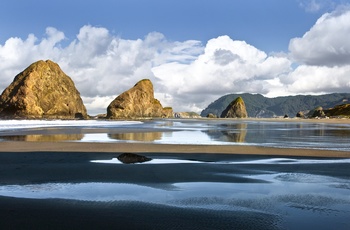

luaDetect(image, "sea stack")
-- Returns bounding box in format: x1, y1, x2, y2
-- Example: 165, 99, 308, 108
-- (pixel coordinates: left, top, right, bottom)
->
0, 60, 87, 119
107, 79, 173, 119
220, 96, 248, 118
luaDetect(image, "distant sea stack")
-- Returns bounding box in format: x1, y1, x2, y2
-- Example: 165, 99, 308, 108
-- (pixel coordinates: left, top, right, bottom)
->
220, 97, 248, 118
0, 60, 87, 119
201, 93, 350, 118
107, 79, 173, 119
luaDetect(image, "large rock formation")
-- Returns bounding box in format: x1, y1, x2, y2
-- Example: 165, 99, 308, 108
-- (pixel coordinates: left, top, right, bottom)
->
0, 60, 87, 119
220, 97, 248, 118
107, 79, 173, 119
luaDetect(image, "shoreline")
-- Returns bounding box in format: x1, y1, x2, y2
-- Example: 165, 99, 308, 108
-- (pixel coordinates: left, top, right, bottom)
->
1, 141, 349, 158
199, 117, 350, 124
1, 117, 349, 158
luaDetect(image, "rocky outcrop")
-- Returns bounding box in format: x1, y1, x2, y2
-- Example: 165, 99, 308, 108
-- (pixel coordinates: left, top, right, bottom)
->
296, 111, 304, 118
310, 106, 326, 118
107, 79, 173, 119
0, 60, 87, 119
162, 107, 174, 118
220, 97, 248, 118
325, 104, 350, 117
206, 113, 217, 118
174, 112, 201, 118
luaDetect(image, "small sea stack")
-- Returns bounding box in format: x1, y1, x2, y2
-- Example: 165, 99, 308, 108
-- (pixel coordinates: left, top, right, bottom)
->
220, 96, 248, 118
106, 79, 173, 119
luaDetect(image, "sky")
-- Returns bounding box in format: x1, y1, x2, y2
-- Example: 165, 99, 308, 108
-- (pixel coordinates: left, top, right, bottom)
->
1, 0, 350, 115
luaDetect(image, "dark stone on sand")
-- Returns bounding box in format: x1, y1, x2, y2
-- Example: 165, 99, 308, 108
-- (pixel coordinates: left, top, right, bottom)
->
117, 153, 152, 164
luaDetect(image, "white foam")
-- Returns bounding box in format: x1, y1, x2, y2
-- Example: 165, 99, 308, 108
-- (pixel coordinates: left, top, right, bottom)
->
91, 158, 203, 164
0, 120, 142, 131
225, 158, 350, 165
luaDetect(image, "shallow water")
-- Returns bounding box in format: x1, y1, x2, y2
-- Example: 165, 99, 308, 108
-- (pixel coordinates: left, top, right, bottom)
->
0, 119, 350, 151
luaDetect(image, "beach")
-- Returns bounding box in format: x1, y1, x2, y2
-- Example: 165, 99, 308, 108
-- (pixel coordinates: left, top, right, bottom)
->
0, 118, 350, 229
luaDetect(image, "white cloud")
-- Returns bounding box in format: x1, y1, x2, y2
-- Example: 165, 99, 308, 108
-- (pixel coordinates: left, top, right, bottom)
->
284, 6, 350, 98
81, 96, 116, 116
284, 65, 350, 94
289, 7, 350, 66
1, 6, 350, 116
297, 0, 340, 13
0, 26, 204, 114
152, 36, 292, 112
298, 0, 323, 12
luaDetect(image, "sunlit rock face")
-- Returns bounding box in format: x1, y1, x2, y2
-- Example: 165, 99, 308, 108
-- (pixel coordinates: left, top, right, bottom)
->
106, 79, 173, 119
0, 60, 87, 119
220, 97, 248, 118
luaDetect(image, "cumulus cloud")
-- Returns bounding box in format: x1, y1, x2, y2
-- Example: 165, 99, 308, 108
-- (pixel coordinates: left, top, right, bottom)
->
285, 65, 350, 94
153, 36, 291, 111
289, 6, 350, 66
0, 27, 66, 92
1, 6, 350, 115
285, 6, 350, 98
0, 25, 204, 114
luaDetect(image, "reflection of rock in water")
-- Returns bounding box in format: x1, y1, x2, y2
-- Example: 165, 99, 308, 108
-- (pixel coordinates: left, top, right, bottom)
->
117, 153, 152, 164
206, 123, 247, 143
109, 132, 162, 141
1, 134, 84, 142
221, 130, 247, 142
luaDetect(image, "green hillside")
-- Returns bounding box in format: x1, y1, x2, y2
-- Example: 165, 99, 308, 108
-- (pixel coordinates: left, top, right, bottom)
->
201, 93, 350, 118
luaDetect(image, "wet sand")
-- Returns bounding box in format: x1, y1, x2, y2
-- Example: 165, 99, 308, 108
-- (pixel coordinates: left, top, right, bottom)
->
1, 141, 350, 157
0, 150, 284, 230
1, 118, 350, 229
0, 196, 280, 230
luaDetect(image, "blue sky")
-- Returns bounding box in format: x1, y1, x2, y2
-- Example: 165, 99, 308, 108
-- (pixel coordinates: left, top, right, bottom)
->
0, 0, 331, 51
1, 0, 350, 114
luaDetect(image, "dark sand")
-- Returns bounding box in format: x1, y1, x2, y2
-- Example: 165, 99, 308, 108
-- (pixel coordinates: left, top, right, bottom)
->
0, 150, 283, 230
0, 196, 280, 230
1, 147, 350, 229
